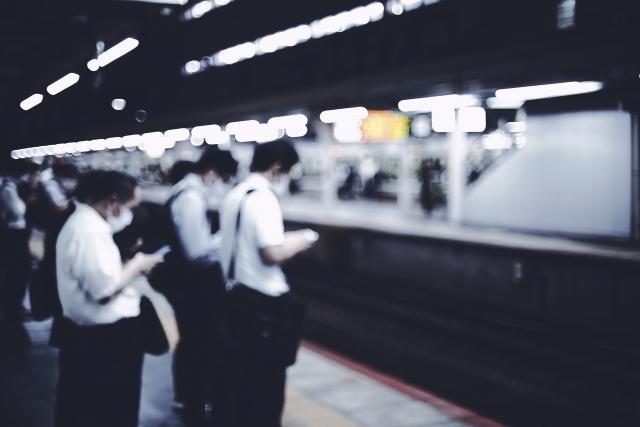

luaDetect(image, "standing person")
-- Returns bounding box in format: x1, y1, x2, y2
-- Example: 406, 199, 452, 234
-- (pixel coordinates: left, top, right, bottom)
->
0, 159, 32, 323
166, 147, 238, 425
219, 139, 317, 427
54, 170, 162, 427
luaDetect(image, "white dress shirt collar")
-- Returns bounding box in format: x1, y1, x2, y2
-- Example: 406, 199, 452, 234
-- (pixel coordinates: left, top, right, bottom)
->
74, 202, 111, 234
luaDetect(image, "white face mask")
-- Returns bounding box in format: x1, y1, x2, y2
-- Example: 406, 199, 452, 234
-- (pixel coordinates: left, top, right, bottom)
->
107, 207, 134, 233
60, 179, 77, 194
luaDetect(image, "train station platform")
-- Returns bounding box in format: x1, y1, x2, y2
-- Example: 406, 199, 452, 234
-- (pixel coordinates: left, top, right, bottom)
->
0, 319, 502, 427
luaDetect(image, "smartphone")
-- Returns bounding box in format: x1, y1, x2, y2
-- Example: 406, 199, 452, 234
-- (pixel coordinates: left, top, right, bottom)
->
303, 229, 319, 243
152, 245, 172, 258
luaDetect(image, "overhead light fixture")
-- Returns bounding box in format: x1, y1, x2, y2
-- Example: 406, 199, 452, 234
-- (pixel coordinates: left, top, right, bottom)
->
97, 38, 140, 68
431, 108, 456, 133
205, 130, 231, 145
486, 97, 524, 109
398, 94, 478, 113
164, 128, 190, 141
89, 139, 106, 151
122, 134, 142, 148
20, 93, 43, 111
268, 114, 308, 129
47, 73, 80, 95
320, 107, 368, 123
111, 98, 127, 111
458, 107, 486, 133
225, 120, 259, 135
495, 81, 603, 102
192, 124, 222, 138
105, 137, 123, 150
122, 0, 188, 4
87, 59, 100, 72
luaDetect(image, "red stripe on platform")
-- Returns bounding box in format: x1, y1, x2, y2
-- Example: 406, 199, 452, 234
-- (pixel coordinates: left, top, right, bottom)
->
301, 340, 505, 427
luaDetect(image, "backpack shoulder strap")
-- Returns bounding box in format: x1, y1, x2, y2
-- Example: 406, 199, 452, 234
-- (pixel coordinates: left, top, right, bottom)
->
227, 188, 257, 283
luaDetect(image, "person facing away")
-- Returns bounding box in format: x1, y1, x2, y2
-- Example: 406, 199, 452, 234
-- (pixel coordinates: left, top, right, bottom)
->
54, 170, 162, 427
219, 139, 317, 427
0, 159, 33, 323
166, 146, 238, 424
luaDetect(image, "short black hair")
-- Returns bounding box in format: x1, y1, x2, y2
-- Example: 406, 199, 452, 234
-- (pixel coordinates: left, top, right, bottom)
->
168, 160, 196, 184
195, 146, 238, 179
52, 163, 79, 179
76, 170, 138, 205
250, 139, 299, 174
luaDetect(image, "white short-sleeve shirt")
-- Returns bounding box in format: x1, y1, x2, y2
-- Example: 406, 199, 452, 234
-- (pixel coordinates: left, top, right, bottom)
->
219, 174, 288, 296
56, 203, 141, 326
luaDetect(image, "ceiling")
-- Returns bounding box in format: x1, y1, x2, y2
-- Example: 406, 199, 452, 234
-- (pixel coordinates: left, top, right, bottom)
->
1, 0, 638, 154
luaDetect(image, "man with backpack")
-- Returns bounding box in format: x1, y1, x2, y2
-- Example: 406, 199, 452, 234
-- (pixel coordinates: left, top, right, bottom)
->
165, 147, 238, 425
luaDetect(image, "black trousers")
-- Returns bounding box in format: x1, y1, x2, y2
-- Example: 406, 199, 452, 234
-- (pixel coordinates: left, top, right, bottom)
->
231, 357, 287, 427
54, 317, 144, 427
167, 261, 231, 421
0, 228, 30, 321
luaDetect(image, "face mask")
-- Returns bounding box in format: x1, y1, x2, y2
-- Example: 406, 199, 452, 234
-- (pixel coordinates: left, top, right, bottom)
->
60, 179, 77, 195
107, 207, 134, 233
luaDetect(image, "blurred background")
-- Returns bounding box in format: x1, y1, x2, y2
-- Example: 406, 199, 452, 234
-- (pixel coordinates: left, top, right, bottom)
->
2, 0, 640, 426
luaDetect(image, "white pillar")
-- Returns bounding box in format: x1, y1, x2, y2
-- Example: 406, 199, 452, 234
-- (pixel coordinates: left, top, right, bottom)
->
447, 127, 467, 225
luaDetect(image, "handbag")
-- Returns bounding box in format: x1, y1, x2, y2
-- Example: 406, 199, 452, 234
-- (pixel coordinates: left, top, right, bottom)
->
133, 278, 180, 355
226, 189, 306, 367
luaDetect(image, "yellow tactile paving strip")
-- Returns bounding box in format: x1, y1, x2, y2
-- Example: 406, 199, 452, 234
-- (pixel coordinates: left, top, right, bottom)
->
283, 387, 360, 427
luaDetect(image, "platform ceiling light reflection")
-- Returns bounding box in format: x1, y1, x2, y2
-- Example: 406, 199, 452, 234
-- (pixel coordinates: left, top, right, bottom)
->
185, 2, 384, 73
46, 73, 80, 96
111, 98, 127, 111
320, 107, 368, 123
458, 107, 486, 133
432, 108, 456, 133
164, 128, 190, 142
94, 38, 139, 68
398, 94, 479, 113
184, 0, 235, 21
20, 93, 43, 111
495, 81, 604, 102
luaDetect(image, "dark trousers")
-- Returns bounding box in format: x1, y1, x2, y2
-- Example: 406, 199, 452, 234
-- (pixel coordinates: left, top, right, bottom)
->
168, 262, 231, 422
54, 317, 144, 427
1, 228, 30, 322
231, 357, 287, 427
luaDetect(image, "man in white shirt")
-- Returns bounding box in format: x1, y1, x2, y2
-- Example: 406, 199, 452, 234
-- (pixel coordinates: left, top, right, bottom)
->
219, 139, 316, 427
0, 159, 31, 322
54, 170, 162, 427
166, 147, 238, 423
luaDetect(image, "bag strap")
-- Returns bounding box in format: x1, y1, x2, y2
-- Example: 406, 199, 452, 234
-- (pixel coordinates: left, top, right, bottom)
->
227, 188, 256, 282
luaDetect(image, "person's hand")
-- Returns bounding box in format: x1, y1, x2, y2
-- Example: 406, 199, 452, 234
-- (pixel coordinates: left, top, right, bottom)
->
286, 229, 318, 253
132, 252, 164, 275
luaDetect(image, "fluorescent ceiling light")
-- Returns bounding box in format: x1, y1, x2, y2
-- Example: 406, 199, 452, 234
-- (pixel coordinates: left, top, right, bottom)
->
98, 38, 140, 68
458, 107, 486, 133
431, 108, 456, 133
46, 73, 80, 96
320, 107, 368, 123
121, 0, 188, 4
20, 93, 43, 111
122, 134, 142, 148
111, 98, 127, 111
495, 81, 603, 102
164, 128, 190, 141
192, 124, 221, 138
225, 120, 259, 135
205, 130, 231, 145
398, 94, 478, 113
268, 114, 308, 129
87, 59, 100, 72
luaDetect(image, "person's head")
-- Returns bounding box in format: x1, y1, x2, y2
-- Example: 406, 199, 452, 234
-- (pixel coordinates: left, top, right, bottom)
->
52, 163, 80, 194
5, 159, 31, 180
195, 146, 239, 184
168, 160, 196, 185
76, 170, 140, 232
249, 139, 299, 184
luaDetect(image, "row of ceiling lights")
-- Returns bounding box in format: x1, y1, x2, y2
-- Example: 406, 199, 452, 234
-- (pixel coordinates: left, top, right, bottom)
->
184, 0, 440, 74
12, 81, 603, 159
19, 38, 140, 111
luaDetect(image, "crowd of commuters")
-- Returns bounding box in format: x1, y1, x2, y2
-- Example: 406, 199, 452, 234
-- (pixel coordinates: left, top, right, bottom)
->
0, 139, 317, 427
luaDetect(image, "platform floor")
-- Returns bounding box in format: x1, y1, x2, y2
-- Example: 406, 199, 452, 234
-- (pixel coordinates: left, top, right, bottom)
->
0, 320, 499, 427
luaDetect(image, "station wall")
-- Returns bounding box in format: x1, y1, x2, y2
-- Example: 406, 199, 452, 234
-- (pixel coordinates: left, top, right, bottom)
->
463, 110, 633, 238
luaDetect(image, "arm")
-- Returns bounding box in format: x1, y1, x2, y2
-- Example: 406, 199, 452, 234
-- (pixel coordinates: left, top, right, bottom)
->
260, 231, 313, 266
172, 191, 218, 264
